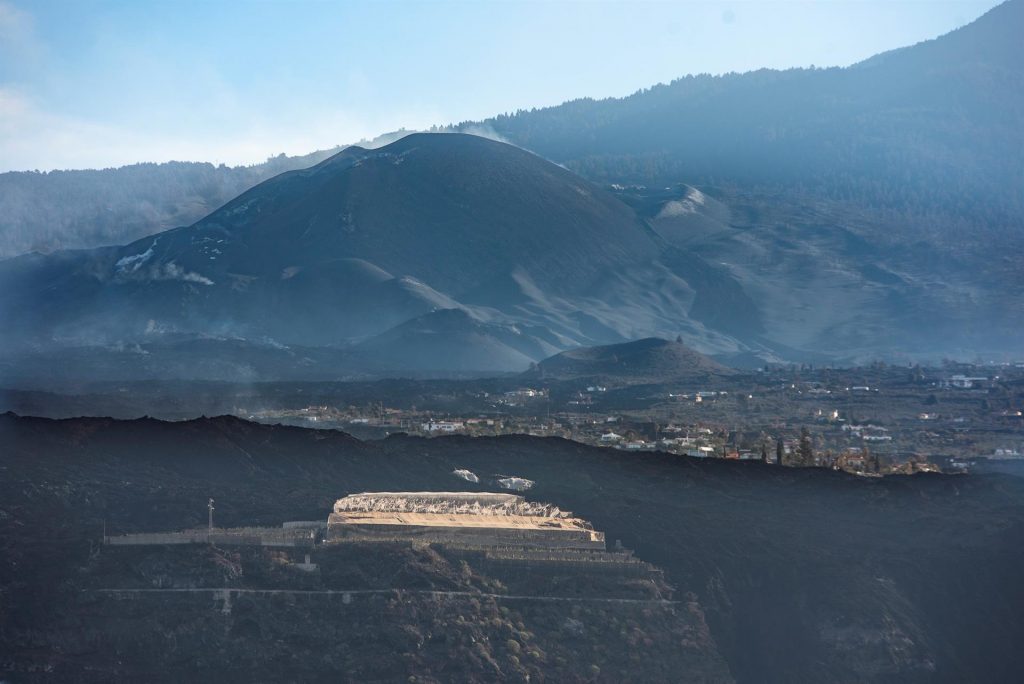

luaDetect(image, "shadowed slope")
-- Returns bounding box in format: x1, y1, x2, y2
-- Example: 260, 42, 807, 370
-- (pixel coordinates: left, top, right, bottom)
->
529, 337, 736, 384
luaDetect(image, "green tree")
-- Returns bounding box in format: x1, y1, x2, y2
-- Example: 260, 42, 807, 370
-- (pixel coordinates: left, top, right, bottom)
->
798, 427, 815, 467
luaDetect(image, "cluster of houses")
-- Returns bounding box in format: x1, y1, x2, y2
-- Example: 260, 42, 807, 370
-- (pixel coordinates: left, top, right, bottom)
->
233, 360, 1024, 478
595, 427, 736, 457
498, 388, 548, 407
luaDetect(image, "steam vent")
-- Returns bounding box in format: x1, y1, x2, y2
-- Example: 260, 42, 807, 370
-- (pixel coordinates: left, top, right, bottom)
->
328, 492, 606, 549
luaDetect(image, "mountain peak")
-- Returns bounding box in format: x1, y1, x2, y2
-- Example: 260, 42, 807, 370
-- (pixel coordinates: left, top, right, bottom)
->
5, 130, 729, 374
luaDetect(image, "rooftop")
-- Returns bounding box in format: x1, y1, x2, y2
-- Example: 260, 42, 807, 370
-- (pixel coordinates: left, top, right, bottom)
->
329, 510, 594, 532
330, 491, 596, 534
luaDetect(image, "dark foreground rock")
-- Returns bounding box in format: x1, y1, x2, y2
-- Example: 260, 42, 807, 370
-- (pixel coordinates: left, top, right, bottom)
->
2, 413, 1023, 682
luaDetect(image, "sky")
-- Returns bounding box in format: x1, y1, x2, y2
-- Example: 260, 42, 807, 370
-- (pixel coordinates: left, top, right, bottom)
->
0, 0, 1004, 173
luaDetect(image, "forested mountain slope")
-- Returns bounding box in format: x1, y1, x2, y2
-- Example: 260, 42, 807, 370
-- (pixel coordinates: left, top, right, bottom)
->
464, 0, 1024, 244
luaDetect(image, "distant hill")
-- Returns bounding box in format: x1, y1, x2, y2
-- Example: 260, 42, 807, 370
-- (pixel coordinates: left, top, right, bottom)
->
0, 151, 334, 259
0, 130, 412, 259
528, 337, 736, 385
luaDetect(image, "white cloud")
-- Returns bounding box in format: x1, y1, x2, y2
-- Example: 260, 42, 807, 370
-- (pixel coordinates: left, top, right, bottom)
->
0, 2, 444, 171
0, 87, 136, 171
0, 86, 442, 171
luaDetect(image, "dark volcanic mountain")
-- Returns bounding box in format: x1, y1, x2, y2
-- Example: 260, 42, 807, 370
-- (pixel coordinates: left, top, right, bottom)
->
179, 132, 656, 300
0, 133, 758, 380
528, 337, 735, 385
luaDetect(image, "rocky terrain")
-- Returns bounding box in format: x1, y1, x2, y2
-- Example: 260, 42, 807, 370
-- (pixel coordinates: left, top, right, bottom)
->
2, 413, 1022, 682
26, 541, 727, 683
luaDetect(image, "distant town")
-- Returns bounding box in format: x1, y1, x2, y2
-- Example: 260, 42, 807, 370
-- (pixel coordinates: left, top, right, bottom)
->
236, 361, 1024, 478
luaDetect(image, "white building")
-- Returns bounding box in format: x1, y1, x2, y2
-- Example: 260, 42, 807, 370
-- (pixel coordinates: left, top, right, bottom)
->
422, 420, 464, 433
947, 375, 988, 389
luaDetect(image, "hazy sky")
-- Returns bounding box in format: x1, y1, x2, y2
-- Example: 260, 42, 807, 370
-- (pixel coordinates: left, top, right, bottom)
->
0, 0, 1003, 172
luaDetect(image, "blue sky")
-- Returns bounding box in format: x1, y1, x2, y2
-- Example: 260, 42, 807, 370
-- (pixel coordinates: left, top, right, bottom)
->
0, 0, 1003, 172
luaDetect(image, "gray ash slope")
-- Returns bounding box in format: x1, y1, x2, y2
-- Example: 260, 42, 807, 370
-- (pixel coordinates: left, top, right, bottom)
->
2, 412, 1023, 682
526, 337, 736, 385
0, 133, 761, 379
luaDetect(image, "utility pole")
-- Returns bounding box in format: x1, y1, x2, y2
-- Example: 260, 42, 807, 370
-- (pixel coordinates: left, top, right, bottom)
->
208, 498, 215, 533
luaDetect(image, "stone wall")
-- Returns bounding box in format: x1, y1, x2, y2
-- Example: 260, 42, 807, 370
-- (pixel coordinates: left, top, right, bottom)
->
105, 527, 317, 548
326, 523, 605, 550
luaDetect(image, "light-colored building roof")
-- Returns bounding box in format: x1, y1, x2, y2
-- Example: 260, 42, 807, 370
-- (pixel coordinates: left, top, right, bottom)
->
329, 510, 594, 532
330, 491, 597, 535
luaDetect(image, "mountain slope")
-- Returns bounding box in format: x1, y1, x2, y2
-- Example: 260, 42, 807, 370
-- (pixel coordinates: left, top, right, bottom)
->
448, 1, 1024, 359
529, 337, 735, 384
354, 308, 565, 374
0, 133, 760, 378
0, 130, 415, 259
178, 132, 659, 298
465, 0, 1024, 234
